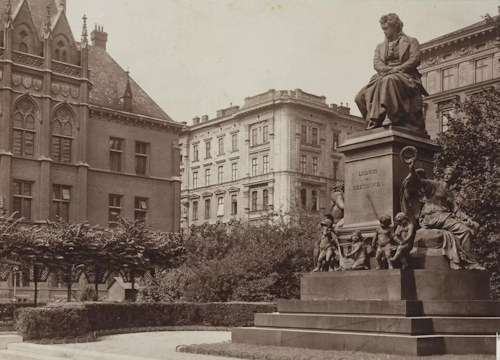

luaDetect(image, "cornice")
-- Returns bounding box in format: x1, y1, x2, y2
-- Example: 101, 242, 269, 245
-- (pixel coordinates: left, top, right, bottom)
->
89, 105, 183, 133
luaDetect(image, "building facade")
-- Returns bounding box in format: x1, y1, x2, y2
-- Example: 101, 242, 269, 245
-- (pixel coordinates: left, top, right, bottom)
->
419, 12, 500, 138
179, 89, 364, 230
0, 0, 182, 302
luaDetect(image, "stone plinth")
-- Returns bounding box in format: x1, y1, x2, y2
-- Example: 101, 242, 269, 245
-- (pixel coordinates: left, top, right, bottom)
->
232, 270, 500, 356
300, 270, 491, 301
337, 127, 440, 235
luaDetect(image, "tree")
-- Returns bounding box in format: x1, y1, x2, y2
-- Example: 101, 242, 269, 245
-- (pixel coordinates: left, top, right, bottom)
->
435, 88, 500, 299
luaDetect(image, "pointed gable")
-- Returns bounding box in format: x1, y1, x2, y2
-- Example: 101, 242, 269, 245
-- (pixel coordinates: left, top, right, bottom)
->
11, 0, 40, 55
51, 10, 78, 64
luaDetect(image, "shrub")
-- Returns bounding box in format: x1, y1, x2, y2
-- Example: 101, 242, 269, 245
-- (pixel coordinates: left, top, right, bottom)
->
15, 302, 276, 340
138, 211, 321, 303
80, 287, 98, 302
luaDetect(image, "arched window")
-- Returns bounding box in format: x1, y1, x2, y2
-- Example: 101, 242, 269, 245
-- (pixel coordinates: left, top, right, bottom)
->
62, 51, 67, 63
51, 107, 74, 162
12, 98, 36, 157
54, 48, 60, 60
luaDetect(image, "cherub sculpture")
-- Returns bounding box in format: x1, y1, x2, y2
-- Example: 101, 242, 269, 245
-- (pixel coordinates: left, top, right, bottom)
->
390, 212, 415, 269
372, 214, 395, 269
344, 230, 369, 270
312, 218, 339, 272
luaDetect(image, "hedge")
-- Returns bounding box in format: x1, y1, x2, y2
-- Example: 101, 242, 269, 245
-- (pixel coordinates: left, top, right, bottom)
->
15, 302, 276, 340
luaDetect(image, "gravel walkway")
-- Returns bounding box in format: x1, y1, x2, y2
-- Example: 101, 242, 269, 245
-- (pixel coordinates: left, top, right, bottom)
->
57, 331, 236, 360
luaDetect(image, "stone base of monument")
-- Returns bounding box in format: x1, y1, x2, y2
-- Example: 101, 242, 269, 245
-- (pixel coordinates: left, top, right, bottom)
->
232, 270, 500, 356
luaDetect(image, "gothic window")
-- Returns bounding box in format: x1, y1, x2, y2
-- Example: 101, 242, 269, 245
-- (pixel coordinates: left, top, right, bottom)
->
51, 107, 74, 163
12, 102, 35, 157
12, 98, 36, 157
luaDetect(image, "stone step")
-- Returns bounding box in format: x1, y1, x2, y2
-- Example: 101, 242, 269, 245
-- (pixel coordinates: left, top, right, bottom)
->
0, 336, 22, 350
301, 270, 491, 301
232, 327, 496, 356
255, 313, 500, 335
278, 299, 500, 316
5, 343, 153, 360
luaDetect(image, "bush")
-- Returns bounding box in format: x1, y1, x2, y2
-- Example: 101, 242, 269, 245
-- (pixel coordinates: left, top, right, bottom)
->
14, 302, 276, 340
138, 211, 321, 303
80, 287, 98, 302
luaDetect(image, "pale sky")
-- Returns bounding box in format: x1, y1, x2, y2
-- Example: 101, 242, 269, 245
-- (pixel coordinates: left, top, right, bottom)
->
65, 0, 499, 124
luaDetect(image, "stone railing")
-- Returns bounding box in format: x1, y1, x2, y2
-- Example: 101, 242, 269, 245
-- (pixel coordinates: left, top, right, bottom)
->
12, 51, 43, 68
51, 60, 81, 77
243, 89, 327, 108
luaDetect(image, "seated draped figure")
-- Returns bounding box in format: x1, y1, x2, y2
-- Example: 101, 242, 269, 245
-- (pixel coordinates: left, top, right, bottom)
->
355, 13, 428, 132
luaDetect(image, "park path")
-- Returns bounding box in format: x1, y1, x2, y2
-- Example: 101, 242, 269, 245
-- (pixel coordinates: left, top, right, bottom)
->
57, 331, 237, 360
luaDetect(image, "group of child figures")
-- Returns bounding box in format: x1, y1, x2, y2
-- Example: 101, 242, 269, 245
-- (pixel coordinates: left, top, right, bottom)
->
313, 212, 414, 272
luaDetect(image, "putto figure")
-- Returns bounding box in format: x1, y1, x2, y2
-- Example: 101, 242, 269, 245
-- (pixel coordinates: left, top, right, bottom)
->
355, 13, 428, 131
390, 212, 415, 269
312, 218, 338, 272
344, 230, 368, 270
372, 214, 395, 269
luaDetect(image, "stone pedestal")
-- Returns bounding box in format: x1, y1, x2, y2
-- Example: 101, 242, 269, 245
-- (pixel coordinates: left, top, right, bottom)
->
337, 127, 440, 235
232, 270, 500, 356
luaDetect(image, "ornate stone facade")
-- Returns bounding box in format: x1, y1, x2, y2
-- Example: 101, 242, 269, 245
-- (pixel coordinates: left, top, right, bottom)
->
419, 12, 500, 137
0, 0, 182, 302
179, 89, 364, 230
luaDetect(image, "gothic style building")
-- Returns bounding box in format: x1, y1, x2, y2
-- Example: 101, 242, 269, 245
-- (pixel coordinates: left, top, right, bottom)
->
0, 0, 182, 301
179, 89, 364, 230
0, 0, 182, 230
419, 11, 500, 137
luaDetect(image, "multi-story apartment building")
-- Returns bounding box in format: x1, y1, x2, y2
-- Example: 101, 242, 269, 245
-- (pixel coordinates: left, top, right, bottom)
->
0, 0, 182, 302
419, 11, 500, 138
179, 89, 364, 230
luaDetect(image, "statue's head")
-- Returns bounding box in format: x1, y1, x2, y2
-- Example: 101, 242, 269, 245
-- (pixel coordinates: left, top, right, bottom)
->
378, 214, 392, 227
395, 212, 409, 225
332, 180, 344, 193
443, 166, 458, 184
380, 13, 403, 38
351, 230, 363, 242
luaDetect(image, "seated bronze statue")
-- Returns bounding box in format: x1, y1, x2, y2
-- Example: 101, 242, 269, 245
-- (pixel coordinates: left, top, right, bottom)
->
355, 13, 427, 132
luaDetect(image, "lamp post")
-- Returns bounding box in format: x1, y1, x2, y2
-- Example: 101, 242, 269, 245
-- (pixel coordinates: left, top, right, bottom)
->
12, 266, 19, 303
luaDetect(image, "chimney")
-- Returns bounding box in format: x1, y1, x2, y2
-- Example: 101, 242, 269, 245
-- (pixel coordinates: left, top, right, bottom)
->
57, 0, 66, 12
201, 115, 208, 122
91, 25, 108, 50
193, 116, 200, 125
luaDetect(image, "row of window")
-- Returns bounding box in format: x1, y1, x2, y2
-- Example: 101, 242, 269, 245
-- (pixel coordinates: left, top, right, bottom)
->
191, 188, 270, 220
192, 194, 238, 220
11, 180, 148, 226
192, 162, 238, 188
109, 137, 150, 175
193, 133, 239, 161
429, 56, 498, 93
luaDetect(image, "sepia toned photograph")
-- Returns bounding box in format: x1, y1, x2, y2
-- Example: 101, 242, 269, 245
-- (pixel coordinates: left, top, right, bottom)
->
0, 0, 498, 359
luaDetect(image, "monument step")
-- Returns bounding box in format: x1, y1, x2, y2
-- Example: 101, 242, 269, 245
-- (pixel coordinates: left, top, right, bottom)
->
232, 327, 496, 356
301, 270, 491, 301
254, 313, 500, 335
3, 342, 153, 360
278, 299, 500, 316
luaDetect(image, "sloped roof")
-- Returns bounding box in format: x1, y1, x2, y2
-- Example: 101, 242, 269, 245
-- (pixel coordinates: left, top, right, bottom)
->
88, 45, 174, 121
